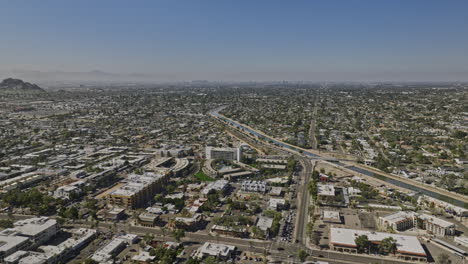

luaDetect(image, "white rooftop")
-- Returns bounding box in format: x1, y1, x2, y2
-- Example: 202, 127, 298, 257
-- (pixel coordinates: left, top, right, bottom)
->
0, 235, 29, 253
330, 228, 426, 256
195, 242, 236, 258
418, 213, 455, 228
256, 216, 274, 231
322, 210, 340, 220
317, 184, 335, 196
110, 173, 165, 197
380, 211, 413, 224
13, 217, 57, 237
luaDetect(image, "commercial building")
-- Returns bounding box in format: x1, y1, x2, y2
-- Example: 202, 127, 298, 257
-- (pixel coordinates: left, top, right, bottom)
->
201, 180, 229, 197
269, 187, 283, 196
91, 238, 127, 263
0, 217, 58, 261
256, 216, 273, 232
322, 211, 342, 224
90, 234, 137, 264
10, 217, 58, 247
6, 228, 97, 264
317, 184, 335, 198
192, 242, 236, 261
138, 213, 160, 227
0, 236, 30, 262
205, 147, 241, 162
53, 180, 85, 200
268, 198, 286, 211
211, 225, 247, 238
107, 172, 168, 209
329, 228, 427, 262
173, 214, 204, 231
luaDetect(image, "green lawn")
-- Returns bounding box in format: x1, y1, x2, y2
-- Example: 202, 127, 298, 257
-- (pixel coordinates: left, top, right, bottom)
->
195, 171, 215, 182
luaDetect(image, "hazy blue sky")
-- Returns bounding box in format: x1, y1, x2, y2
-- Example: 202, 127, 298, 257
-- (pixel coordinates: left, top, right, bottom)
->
2, 0, 468, 81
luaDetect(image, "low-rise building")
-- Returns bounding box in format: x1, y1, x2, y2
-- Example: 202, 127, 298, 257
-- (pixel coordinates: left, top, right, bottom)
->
211, 225, 247, 238
329, 228, 427, 262
268, 198, 286, 211
91, 238, 127, 264
138, 213, 160, 227
317, 184, 335, 202
201, 180, 229, 197
53, 180, 85, 200
173, 214, 204, 231
322, 211, 341, 224
269, 187, 283, 196
256, 216, 273, 232
241, 180, 267, 193
0, 236, 30, 262
10, 217, 58, 247
192, 242, 236, 261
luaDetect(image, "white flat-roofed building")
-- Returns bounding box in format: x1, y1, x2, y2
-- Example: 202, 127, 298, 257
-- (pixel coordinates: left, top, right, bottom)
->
5, 251, 48, 264
256, 216, 273, 231
53, 184, 82, 200
11, 217, 58, 247
91, 238, 127, 264
193, 242, 236, 260
268, 198, 286, 211
322, 211, 341, 224
201, 180, 229, 196
205, 147, 242, 162
0, 236, 30, 261
132, 251, 156, 262
317, 184, 335, 196
330, 228, 427, 262
269, 187, 283, 196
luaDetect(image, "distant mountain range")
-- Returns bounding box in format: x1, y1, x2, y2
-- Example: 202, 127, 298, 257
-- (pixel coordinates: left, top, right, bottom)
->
1, 69, 468, 84
0, 78, 45, 92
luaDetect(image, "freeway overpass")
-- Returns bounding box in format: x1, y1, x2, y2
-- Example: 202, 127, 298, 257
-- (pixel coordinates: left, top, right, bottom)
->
209, 106, 468, 209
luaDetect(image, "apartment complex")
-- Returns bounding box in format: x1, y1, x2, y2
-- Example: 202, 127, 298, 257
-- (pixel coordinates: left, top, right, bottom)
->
378, 211, 456, 236
107, 172, 169, 209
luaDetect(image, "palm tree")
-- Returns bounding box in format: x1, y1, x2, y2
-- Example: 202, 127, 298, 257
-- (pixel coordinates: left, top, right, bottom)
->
379, 237, 397, 255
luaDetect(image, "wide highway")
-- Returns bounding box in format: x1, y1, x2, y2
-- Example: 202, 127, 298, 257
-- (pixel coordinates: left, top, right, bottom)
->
209, 106, 468, 209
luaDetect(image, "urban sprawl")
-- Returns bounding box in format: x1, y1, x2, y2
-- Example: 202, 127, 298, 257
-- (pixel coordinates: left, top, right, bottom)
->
0, 79, 467, 264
